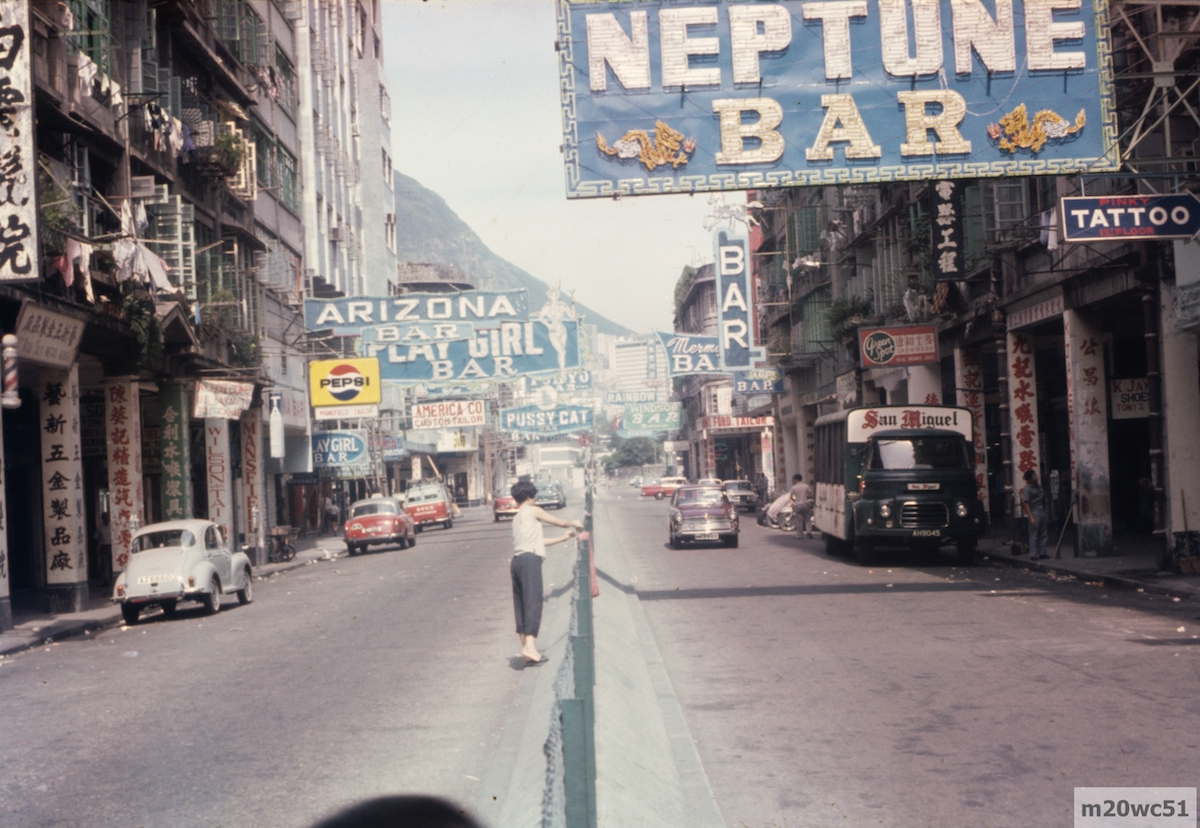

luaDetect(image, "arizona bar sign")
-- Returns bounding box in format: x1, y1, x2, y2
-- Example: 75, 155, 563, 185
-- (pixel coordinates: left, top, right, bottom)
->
859, 325, 939, 368
558, 0, 1118, 197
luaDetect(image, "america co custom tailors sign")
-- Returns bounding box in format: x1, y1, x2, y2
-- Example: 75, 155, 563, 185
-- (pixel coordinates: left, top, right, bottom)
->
558, 0, 1117, 197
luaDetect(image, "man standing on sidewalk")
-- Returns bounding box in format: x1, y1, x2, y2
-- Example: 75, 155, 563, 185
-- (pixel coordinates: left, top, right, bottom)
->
1022, 469, 1049, 560
789, 473, 814, 539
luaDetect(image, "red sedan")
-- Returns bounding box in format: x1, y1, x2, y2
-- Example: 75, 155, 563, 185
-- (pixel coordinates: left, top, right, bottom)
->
494, 494, 519, 521
344, 496, 416, 555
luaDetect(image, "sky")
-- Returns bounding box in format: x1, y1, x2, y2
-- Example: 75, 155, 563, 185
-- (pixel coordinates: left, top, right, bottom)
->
380, 0, 717, 335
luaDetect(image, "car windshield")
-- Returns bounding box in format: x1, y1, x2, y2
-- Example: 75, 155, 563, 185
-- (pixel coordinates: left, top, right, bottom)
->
132, 529, 195, 552
868, 437, 972, 470
406, 487, 443, 503
676, 488, 726, 506
352, 501, 397, 517
724, 481, 752, 492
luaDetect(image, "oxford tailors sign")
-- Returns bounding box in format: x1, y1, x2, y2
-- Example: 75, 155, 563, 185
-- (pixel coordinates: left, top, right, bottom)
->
558, 0, 1117, 197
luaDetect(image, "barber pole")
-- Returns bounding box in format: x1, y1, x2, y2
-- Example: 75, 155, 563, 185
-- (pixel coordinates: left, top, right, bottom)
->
2, 334, 18, 409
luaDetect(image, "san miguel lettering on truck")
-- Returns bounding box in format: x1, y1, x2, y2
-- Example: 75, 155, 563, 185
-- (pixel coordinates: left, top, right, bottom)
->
557, 0, 1117, 198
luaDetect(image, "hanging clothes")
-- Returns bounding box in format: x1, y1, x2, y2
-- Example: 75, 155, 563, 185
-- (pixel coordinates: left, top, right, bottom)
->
76, 53, 98, 93
77, 242, 94, 302
62, 238, 80, 288
112, 237, 137, 282
134, 201, 148, 233
119, 200, 134, 236
169, 117, 185, 156
181, 123, 195, 154
109, 80, 122, 110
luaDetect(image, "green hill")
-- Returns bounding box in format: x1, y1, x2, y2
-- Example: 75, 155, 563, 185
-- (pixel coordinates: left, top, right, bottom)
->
392, 172, 634, 337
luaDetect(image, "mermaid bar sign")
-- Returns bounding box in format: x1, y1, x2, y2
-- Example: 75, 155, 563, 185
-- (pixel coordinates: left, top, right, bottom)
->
558, 0, 1118, 197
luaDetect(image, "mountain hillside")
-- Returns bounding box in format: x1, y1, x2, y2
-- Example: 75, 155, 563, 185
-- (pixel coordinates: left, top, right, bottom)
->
392, 172, 633, 337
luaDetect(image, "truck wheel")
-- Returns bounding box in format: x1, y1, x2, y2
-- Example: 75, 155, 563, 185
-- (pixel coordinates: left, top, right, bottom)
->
955, 536, 977, 565
854, 537, 875, 566
823, 533, 840, 556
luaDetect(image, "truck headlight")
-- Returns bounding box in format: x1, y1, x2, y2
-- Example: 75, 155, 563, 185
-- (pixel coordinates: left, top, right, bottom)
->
879, 503, 891, 518
956, 502, 969, 518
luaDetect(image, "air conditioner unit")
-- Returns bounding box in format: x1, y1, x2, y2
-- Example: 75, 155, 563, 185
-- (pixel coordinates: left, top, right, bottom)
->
328, 227, 342, 242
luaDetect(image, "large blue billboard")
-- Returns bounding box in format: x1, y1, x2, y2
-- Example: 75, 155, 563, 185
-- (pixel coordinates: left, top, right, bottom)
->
558, 0, 1118, 197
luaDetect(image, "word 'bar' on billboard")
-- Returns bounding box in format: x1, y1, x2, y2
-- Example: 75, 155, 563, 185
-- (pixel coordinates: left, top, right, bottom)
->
559, 0, 1118, 197
1061, 194, 1200, 242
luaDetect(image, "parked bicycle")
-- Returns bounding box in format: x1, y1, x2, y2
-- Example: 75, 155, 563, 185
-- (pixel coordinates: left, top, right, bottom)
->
267, 526, 299, 563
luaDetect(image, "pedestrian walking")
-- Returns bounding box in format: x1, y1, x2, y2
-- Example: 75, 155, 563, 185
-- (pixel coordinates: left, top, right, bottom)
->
509, 479, 583, 666
1022, 468, 1049, 560
323, 494, 339, 534
789, 473, 815, 538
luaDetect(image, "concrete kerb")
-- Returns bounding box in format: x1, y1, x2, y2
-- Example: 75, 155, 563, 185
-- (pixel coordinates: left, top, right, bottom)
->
0, 531, 346, 659
590, 499, 727, 828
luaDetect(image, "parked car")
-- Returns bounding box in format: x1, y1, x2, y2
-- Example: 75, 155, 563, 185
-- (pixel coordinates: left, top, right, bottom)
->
344, 496, 415, 555
494, 494, 519, 521
697, 477, 722, 486
668, 485, 739, 548
722, 479, 758, 512
113, 519, 253, 625
642, 476, 689, 500
628, 476, 644, 487
534, 480, 567, 509
404, 481, 455, 530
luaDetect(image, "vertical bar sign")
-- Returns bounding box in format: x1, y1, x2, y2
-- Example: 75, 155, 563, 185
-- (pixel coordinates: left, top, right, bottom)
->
715, 229, 752, 370
0, 3, 35, 281
931, 181, 965, 281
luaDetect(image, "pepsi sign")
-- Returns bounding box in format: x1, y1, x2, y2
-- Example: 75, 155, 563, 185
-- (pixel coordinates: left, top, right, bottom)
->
309, 358, 382, 408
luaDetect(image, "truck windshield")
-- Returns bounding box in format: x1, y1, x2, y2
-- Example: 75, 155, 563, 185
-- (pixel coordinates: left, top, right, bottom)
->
868, 438, 972, 470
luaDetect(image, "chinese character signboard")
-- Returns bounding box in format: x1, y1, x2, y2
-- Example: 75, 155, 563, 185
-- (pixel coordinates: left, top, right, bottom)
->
558, 0, 1118, 198
1007, 331, 1042, 479
0, 4, 37, 280
105, 379, 144, 572
15, 304, 85, 368
41, 366, 85, 585
193, 380, 255, 420
159, 384, 191, 522
859, 325, 939, 368
930, 181, 965, 280
955, 348, 990, 512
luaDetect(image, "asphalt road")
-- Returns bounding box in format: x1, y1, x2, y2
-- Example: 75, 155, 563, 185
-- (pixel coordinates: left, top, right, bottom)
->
0, 506, 577, 828
599, 486, 1200, 828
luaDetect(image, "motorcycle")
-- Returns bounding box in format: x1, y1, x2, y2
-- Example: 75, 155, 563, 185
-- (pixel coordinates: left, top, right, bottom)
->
756, 492, 796, 532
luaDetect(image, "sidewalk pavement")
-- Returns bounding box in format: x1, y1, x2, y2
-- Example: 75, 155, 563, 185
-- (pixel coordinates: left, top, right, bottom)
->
976, 525, 1200, 600
0, 529, 350, 658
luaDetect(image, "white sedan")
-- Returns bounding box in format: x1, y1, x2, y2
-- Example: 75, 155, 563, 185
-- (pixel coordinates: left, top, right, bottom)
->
113, 519, 253, 625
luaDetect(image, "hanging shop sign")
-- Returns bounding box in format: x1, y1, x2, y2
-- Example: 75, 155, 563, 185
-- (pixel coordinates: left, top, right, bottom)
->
411, 399, 486, 430
313, 404, 379, 421
527, 369, 593, 393
1060, 194, 1200, 242
606, 389, 658, 404
309, 357, 381, 408
0, 2, 37, 282
1110, 378, 1149, 419
715, 228, 755, 369
557, 0, 1118, 199
193, 380, 255, 420
15, 304, 85, 369
312, 430, 370, 471
733, 368, 784, 395
930, 181, 966, 280
656, 331, 725, 377
698, 414, 774, 432
501, 404, 595, 435
362, 321, 582, 385
624, 402, 682, 431
859, 325, 939, 368
304, 290, 528, 335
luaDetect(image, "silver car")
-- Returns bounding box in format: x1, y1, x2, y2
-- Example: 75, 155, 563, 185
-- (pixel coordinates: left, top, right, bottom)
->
112, 519, 253, 625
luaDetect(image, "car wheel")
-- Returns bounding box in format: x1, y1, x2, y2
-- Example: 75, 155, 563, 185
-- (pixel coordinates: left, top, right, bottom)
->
160, 600, 177, 618
854, 537, 875, 566
723, 534, 739, 548
655, 492, 665, 500
494, 513, 500, 522
346, 543, 358, 556
408, 531, 416, 547
444, 518, 453, 530
201, 578, 222, 614
955, 536, 977, 566
121, 603, 140, 625
237, 568, 254, 604
670, 533, 683, 549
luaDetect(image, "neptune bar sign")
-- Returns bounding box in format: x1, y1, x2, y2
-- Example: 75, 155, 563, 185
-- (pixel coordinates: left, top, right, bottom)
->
558, 0, 1117, 197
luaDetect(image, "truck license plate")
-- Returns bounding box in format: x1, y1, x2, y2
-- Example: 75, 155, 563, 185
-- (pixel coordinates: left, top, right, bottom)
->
912, 529, 941, 537
695, 533, 719, 540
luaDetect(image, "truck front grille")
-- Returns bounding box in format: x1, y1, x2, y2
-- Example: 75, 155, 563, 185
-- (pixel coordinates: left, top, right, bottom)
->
900, 501, 948, 529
